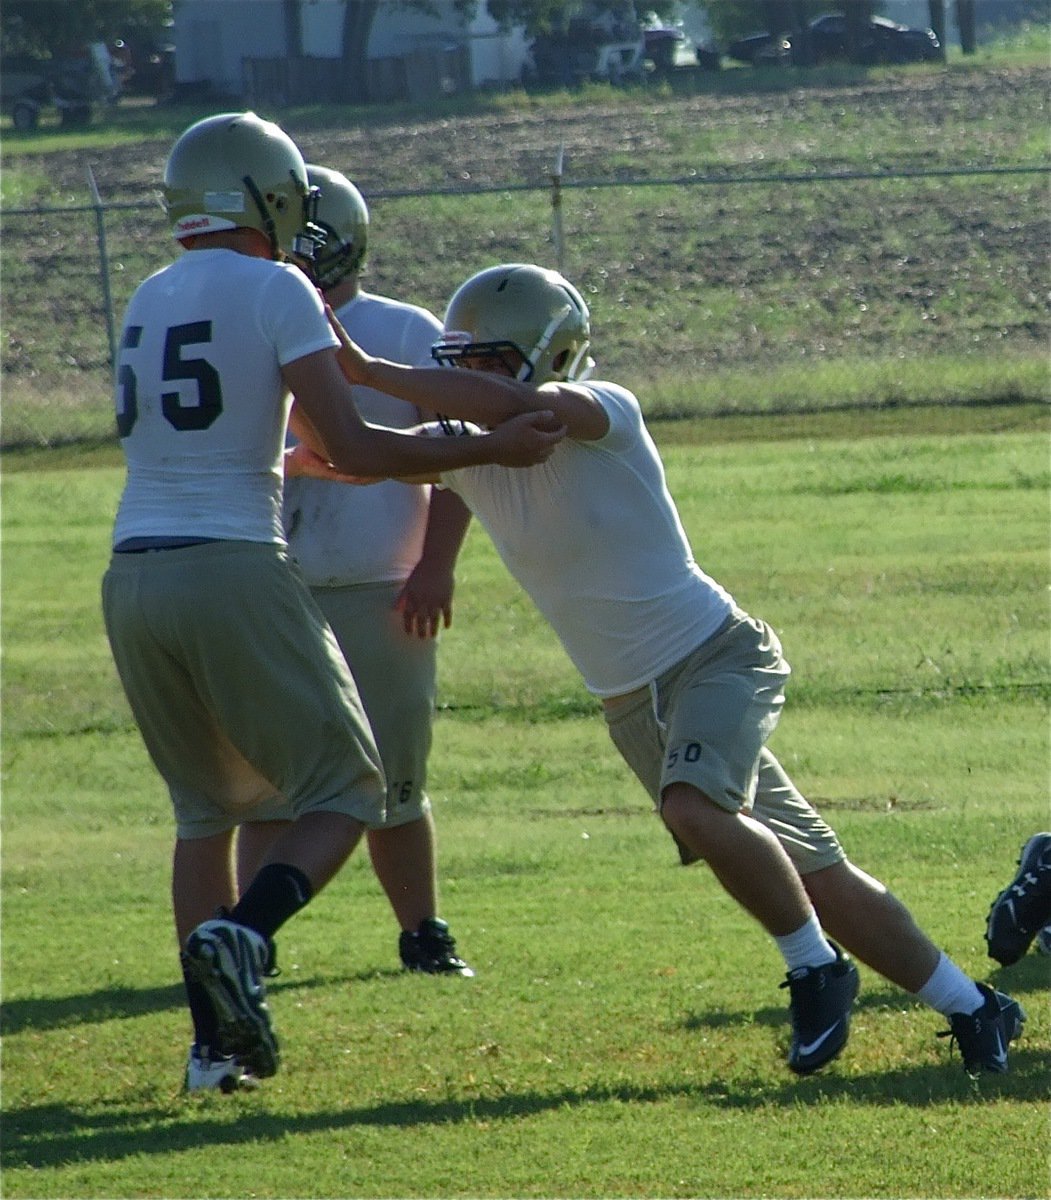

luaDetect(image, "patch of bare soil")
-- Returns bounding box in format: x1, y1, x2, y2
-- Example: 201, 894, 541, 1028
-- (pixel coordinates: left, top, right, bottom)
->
13, 66, 1046, 200
3, 66, 1048, 399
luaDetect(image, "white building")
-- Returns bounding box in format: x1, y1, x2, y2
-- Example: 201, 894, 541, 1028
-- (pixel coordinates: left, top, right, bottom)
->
172, 0, 531, 103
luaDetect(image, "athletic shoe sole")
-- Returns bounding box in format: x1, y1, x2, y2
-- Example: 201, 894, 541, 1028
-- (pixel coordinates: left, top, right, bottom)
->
184, 923, 280, 1079
985, 833, 1051, 966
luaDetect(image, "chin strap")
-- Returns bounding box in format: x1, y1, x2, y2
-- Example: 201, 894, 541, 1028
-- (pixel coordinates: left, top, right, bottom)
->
521, 303, 572, 381
242, 173, 279, 258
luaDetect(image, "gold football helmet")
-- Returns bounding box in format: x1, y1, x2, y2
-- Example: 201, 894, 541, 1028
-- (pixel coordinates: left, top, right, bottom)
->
163, 111, 323, 261
433, 263, 592, 385
306, 164, 369, 290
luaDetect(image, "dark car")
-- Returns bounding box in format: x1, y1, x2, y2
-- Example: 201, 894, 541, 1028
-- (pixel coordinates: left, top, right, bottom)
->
727, 30, 792, 66
807, 13, 941, 63
728, 12, 940, 68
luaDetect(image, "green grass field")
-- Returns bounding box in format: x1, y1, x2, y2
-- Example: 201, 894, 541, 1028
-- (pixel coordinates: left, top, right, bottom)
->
2, 404, 1048, 1199
2, 29, 1049, 1195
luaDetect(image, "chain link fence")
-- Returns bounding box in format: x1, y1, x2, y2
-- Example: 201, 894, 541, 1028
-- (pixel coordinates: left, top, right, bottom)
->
3, 164, 1048, 447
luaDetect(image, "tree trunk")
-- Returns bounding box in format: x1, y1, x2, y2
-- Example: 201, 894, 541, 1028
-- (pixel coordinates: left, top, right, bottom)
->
283, 0, 303, 58
957, 0, 977, 55
927, 0, 947, 61
788, 0, 812, 66
340, 0, 380, 103
760, 0, 792, 41
844, 4, 865, 64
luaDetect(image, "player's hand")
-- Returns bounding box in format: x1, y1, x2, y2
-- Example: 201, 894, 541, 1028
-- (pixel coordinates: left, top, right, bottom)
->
394, 563, 455, 639
486, 410, 566, 466
283, 443, 379, 485
324, 304, 371, 386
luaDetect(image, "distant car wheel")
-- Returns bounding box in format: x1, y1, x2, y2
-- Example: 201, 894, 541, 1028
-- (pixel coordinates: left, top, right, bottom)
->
12, 99, 38, 131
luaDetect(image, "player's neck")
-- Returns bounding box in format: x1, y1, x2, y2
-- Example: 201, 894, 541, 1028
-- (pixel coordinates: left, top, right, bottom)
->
179, 228, 272, 258
323, 275, 361, 308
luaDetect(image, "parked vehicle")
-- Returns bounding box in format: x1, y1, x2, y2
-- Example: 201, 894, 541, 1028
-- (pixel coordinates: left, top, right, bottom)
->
728, 12, 941, 68
1, 55, 96, 130
1, 41, 128, 131
727, 30, 791, 66
807, 13, 941, 63
642, 23, 684, 71
529, 6, 645, 86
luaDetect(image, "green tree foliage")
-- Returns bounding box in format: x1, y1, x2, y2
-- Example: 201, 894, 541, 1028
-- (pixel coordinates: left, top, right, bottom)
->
485, 0, 678, 35
1, 0, 170, 58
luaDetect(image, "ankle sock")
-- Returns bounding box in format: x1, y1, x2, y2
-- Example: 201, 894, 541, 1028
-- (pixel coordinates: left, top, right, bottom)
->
230, 862, 313, 941
775, 913, 838, 972
915, 952, 984, 1016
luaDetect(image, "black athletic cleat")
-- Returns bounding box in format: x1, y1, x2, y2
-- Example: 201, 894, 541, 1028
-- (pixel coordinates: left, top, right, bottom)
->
939, 983, 1026, 1075
399, 917, 475, 977
781, 943, 859, 1075
985, 833, 1051, 966
183, 918, 280, 1078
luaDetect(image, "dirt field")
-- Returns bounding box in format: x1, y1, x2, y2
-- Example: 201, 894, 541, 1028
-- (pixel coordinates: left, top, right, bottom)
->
14, 65, 1047, 198
3, 64, 1048, 438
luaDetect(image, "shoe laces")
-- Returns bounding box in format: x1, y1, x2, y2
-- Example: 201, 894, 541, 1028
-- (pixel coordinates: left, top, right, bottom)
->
936, 994, 998, 1062
417, 919, 457, 951
780, 960, 830, 999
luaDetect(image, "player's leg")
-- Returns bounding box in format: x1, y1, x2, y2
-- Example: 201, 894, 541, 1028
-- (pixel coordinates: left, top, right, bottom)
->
111, 543, 385, 1079
754, 749, 1026, 1074
172, 829, 260, 1093
661, 784, 815, 934
103, 552, 269, 1090
315, 582, 472, 974
605, 611, 857, 1073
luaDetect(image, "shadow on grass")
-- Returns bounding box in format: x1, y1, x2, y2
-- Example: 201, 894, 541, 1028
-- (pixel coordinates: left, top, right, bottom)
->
0, 968, 403, 1036
4, 1048, 1049, 1173
680, 955, 1051, 1036
6, 954, 1046, 1039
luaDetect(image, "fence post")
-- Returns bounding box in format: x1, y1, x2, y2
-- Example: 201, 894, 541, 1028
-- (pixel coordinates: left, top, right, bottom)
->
86, 166, 117, 373
551, 142, 565, 273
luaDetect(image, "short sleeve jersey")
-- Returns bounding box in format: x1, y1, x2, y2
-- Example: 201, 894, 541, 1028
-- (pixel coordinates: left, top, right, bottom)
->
439, 382, 736, 697
283, 290, 444, 586
111, 248, 338, 546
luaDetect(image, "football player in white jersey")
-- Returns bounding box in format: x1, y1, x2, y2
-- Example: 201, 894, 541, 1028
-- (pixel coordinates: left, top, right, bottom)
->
237, 165, 475, 977
293, 262, 1025, 1078
102, 118, 564, 1092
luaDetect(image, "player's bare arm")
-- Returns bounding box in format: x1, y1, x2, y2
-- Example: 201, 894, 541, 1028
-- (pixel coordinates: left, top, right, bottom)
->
333, 324, 608, 442
282, 349, 566, 478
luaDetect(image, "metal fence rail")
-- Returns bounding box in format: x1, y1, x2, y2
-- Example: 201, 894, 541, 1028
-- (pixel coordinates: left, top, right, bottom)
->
3, 164, 1048, 447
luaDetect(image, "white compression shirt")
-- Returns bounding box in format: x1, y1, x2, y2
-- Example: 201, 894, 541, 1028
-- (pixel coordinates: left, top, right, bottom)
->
440, 382, 735, 698
111, 248, 338, 546
283, 290, 444, 586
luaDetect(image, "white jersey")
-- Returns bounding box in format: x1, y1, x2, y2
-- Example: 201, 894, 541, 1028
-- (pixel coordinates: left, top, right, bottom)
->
440, 382, 735, 698
283, 290, 444, 587
111, 248, 337, 546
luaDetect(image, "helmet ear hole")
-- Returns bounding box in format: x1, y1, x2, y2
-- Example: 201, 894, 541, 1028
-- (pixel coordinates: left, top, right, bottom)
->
552, 349, 570, 372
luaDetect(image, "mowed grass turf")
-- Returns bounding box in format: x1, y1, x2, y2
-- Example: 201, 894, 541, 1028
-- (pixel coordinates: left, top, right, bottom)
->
1, 404, 1048, 1198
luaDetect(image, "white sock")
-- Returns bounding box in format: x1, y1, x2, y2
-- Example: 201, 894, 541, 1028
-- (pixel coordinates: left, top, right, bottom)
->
775, 914, 838, 972
914, 952, 984, 1016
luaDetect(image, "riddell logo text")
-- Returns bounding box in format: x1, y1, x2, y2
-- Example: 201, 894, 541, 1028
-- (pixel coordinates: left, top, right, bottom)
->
177, 217, 214, 232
